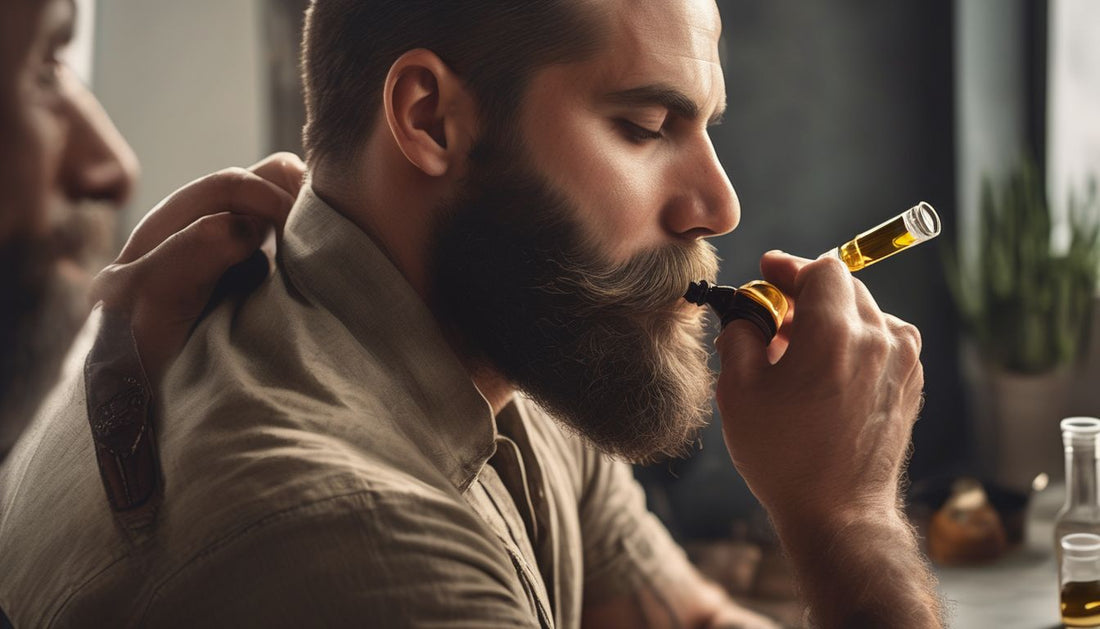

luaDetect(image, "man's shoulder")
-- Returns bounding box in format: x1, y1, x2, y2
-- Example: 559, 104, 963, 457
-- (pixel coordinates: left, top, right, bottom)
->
134, 479, 533, 626
156, 267, 444, 502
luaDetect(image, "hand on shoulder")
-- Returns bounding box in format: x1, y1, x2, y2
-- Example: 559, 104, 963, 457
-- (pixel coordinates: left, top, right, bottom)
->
90, 152, 306, 384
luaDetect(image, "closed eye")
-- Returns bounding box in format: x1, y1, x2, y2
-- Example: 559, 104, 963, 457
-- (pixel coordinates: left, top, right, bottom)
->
617, 119, 664, 143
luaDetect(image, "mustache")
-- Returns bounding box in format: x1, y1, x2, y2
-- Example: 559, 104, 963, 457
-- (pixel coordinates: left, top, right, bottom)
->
44, 202, 117, 267
543, 239, 720, 318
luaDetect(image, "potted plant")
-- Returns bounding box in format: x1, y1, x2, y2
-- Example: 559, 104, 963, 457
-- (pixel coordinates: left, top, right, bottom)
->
946, 159, 1100, 491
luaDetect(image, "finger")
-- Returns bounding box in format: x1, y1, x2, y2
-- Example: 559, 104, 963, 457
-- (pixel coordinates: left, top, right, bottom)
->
766, 330, 789, 364
92, 212, 267, 309
715, 318, 772, 382
777, 256, 859, 358
116, 168, 295, 264
759, 250, 810, 294
885, 314, 923, 378
146, 212, 269, 295
248, 152, 306, 199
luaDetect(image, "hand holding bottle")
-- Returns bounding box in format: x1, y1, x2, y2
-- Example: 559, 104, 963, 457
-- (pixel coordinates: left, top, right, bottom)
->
713, 250, 940, 627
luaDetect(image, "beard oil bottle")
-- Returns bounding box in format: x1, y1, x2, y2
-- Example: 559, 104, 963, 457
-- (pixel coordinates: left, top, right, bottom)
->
683, 279, 788, 341
1056, 418, 1100, 564
1061, 533, 1100, 627
1056, 418, 1100, 627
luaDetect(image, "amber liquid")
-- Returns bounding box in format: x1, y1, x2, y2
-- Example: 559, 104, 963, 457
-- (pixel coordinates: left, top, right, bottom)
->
1063, 580, 1100, 627
835, 215, 918, 272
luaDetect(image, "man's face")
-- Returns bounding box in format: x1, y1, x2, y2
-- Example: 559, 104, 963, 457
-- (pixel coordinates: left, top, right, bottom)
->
519, 0, 737, 263
430, 0, 737, 462
0, 0, 137, 444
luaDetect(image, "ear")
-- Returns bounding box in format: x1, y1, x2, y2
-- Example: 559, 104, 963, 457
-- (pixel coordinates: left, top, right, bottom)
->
383, 49, 477, 178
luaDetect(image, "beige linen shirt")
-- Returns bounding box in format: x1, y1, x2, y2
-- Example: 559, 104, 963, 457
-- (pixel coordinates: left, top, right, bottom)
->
0, 187, 686, 628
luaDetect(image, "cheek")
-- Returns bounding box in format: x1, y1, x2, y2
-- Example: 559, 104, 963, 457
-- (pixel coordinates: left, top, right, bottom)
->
536, 117, 667, 260
0, 95, 65, 243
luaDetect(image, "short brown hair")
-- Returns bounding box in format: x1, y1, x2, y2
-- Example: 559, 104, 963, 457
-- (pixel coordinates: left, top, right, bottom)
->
301, 0, 604, 167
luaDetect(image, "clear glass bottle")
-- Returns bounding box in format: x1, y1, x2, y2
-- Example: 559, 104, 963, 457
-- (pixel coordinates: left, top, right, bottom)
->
1056, 417, 1100, 573
1061, 533, 1100, 627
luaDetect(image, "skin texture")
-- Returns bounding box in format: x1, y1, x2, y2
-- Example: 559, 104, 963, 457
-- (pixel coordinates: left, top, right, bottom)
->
0, 0, 306, 448
316, 0, 944, 626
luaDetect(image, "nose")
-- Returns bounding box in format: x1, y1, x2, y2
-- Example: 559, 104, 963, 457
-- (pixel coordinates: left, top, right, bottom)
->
662, 133, 739, 240
59, 70, 139, 206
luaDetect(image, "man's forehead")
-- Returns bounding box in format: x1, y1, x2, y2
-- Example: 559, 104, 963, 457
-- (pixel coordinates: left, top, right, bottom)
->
608, 0, 722, 59
587, 0, 725, 113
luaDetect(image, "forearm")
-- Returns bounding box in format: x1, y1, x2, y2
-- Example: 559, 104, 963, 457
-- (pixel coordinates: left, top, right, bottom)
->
774, 506, 944, 629
582, 554, 779, 629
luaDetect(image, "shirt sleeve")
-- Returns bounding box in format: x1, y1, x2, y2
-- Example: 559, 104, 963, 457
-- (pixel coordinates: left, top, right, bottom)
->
83, 305, 161, 520
576, 449, 691, 607
138, 487, 542, 628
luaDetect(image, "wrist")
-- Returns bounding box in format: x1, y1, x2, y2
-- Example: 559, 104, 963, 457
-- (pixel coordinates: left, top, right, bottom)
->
770, 505, 943, 629
768, 490, 902, 543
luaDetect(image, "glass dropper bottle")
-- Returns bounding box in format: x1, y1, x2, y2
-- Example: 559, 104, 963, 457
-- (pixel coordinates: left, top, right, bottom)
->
820, 201, 941, 271
685, 202, 941, 339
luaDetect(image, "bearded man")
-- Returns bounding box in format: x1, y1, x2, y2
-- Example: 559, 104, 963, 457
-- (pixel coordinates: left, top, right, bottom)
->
0, 1, 941, 627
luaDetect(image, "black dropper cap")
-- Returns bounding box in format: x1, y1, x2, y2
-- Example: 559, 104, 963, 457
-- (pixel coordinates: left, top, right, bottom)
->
684, 280, 779, 342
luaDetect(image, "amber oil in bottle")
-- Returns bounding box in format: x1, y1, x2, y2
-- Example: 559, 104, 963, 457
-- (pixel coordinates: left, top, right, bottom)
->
1056, 418, 1100, 570
687, 202, 940, 334
822, 202, 941, 271
1061, 533, 1100, 627
683, 279, 788, 342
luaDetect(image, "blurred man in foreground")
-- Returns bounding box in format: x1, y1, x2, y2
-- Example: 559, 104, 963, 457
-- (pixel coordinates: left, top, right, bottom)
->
0, 2, 304, 622
1, 0, 306, 453
1, 1, 941, 627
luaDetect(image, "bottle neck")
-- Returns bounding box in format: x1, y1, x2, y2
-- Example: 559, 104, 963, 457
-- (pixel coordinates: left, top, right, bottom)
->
1066, 445, 1100, 508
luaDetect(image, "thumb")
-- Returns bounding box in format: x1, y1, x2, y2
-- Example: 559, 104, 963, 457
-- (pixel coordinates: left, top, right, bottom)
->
715, 318, 772, 381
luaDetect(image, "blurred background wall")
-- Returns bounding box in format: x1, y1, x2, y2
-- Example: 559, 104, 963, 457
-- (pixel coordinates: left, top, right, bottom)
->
82, 0, 1098, 542
91, 0, 270, 234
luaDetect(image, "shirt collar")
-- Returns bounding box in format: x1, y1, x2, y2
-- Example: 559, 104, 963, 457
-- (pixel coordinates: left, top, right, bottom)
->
279, 184, 497, 492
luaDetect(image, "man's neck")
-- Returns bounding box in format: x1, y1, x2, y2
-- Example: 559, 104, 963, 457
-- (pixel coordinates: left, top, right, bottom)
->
471, 367, 515, 417
310, 160, 435, 301
311, 167, 515, 419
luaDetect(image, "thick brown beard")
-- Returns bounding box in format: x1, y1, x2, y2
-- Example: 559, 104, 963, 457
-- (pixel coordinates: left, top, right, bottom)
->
429, 138, 719, 463
0, 245, 88, 454
0, 205, 113, 455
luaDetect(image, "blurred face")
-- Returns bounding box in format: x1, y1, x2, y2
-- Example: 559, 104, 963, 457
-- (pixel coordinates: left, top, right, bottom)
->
0, 0, 137, 445
430, 0, 737, 461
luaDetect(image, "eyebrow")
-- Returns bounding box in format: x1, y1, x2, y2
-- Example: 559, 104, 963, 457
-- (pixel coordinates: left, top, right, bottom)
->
604, 84, 726, 126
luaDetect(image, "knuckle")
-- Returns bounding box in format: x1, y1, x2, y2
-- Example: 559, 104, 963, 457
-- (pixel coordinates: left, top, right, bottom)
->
269, 151, 305, 169
889, 319, 922, 359
190, 213, 233, 243
795, 256, 852, 297
219, 166, 252, 180
91, 263, 140, 309
865, 327, 892, 361
902, 323, 922, 352
814, 255, 850, 278
209, 167, 254, 194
